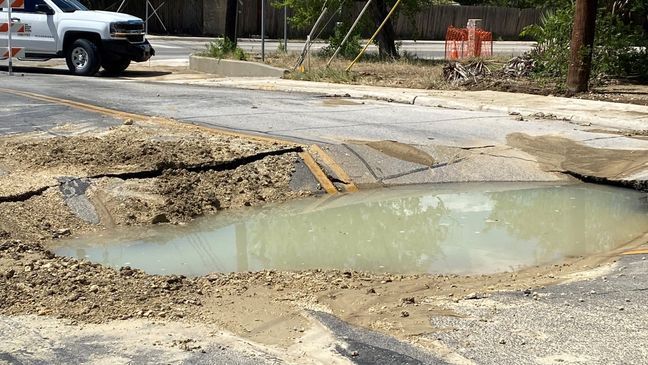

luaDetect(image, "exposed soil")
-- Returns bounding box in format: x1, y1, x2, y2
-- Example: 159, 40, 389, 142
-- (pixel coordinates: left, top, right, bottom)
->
1, 116, 647, 352
0, 122, 308, 241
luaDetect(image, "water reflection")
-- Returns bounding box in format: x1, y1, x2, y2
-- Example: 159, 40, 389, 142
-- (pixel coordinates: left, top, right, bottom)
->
55, 183, 648, 276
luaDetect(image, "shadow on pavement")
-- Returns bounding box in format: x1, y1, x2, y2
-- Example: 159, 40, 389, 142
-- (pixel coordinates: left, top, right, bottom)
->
0, 65, 171, 78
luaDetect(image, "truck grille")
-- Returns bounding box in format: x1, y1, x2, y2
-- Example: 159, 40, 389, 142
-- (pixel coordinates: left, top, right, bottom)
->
119, 22, 144, 32
126, 34, 145, 43
111, 21, 145, 43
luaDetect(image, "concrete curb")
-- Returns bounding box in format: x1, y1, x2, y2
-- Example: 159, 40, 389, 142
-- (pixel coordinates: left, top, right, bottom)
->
181, 78, 647, 131
189, 55, 288, 78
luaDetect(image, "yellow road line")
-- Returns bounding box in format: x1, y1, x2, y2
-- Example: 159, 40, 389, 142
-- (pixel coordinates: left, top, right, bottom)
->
2, 88, 342, 195
299, 151, 338, 195
2, 89, 295, 146
309, 144, 359, 193
621, 248, 648, 256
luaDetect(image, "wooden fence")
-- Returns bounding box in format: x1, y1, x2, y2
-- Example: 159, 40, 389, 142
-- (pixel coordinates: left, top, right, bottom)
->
84, 0, 203, 35
84, 1, 542, 40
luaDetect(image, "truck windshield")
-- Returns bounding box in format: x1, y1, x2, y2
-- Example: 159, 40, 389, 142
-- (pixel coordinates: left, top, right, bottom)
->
51, 0, 88, 12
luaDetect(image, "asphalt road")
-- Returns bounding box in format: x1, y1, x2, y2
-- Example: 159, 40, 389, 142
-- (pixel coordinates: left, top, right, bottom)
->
0, 72, 627, 148
147, 36, 535, 62
2, 71, 645, 187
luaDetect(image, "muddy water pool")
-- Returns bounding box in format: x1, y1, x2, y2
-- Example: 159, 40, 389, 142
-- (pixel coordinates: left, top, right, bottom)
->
55, 183, 648, 276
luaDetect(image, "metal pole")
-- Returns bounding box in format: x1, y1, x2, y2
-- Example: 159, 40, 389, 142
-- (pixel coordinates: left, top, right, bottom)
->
327, 0, 372, 67
293, 6, 328, 70
7, 4, 12, 76
145, 0, 149, 35
346, 0, 403, 72
117, 0, 126, 12
283, 5, 288, 53
261, 0, 265, 62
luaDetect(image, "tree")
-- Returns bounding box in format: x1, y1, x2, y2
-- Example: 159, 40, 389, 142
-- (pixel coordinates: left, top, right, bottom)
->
274, 0, 445, 60
567, 0, 598, 93
225, 0, 238, 45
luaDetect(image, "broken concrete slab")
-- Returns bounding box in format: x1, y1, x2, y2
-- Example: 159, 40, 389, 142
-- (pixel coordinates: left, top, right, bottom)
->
58, 178, 100, 225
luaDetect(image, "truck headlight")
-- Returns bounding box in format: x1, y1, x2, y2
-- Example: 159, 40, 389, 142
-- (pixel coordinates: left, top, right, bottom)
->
110, 21, 145, 39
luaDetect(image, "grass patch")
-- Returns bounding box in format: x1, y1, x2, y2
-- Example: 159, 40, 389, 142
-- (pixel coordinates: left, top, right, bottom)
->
200, 38, 247, 61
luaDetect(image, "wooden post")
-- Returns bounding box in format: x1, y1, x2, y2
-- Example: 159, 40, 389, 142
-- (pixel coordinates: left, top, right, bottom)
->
566, 0, 598, 94
225, 0, 238, 45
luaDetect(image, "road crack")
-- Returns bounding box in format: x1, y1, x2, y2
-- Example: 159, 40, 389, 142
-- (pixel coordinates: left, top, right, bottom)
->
0, 147, 304, 204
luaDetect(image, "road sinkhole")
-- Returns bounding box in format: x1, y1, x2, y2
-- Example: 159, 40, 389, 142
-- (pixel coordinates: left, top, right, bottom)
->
54, 183, 648, 276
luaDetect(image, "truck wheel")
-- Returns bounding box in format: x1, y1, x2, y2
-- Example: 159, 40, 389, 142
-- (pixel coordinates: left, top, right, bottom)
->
102, 58, 131, 75
66, 39, 101, 76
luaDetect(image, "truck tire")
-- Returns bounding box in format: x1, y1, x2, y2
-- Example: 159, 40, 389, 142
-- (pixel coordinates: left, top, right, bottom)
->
102, 58, 131, 75
66, 39, 101, 76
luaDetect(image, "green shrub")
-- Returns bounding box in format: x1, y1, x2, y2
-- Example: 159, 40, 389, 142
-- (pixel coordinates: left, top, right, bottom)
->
521, 7, 573, 78
202, 38, 248, 61
320, 23, 362, 60
521, 6, 648, 82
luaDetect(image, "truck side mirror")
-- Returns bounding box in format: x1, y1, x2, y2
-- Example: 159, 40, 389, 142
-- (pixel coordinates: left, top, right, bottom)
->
35, 4, 54, 15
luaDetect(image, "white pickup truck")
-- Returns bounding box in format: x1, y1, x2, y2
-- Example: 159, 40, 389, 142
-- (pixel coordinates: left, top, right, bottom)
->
0, 0, 154, 75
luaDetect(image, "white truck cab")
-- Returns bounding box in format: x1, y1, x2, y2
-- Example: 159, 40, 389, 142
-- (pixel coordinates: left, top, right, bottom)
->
0, 0, 154, 75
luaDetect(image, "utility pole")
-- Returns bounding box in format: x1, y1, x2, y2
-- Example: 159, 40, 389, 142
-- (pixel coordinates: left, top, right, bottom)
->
566, 0, 598, 94
261, 0, 266, 62
225, 0, 238, 45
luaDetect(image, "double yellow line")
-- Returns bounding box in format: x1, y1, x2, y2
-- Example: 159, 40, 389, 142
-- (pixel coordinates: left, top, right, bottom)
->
2, 89, 358, 194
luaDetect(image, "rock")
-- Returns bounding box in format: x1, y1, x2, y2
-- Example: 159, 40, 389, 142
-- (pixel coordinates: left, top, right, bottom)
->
123, 118, 134, 126
499, 339, 507, 345
119, 267, 134, 277
400, 311, 410, 318
366, 288, 376, 294
4, 269, 15, 279
463, 292, 486, 300
58, 228, 71, 236
67, 293, 81, 302
401, 297, 416, 305
151, 214, 170, 224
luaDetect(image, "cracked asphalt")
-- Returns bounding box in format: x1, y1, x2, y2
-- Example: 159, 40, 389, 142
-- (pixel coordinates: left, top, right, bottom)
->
428, 254, 648, 364
0, 70, 647, 364
3, 72, 647, 188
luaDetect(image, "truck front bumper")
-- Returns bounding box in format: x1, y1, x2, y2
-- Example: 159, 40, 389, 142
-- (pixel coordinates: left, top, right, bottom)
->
102, 39, 155, 62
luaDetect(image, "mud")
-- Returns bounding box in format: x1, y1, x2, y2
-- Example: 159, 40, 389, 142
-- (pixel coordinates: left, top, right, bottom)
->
363, 140, 438, 167
507, 133, 648, 190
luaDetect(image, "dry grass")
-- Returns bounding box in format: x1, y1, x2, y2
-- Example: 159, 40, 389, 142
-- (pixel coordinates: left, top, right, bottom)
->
262, 52, 451, 90
254, 51, 648, 106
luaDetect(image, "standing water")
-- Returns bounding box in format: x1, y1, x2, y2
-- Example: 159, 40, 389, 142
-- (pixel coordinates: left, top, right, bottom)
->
55, 183, 648, 276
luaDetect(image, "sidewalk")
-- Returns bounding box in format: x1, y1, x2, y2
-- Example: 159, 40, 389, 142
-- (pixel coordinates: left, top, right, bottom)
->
175, 77, 648, 131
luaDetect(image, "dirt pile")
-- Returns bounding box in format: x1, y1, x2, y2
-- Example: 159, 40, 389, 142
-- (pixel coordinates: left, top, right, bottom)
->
0, 239, 207, 322
0, 123, 310, 241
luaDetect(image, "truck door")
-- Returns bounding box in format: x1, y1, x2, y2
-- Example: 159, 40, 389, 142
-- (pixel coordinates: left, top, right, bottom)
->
8, 0, 57, 55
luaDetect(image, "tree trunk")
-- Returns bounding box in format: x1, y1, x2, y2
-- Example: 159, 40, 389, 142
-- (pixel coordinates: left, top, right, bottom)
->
225, 0, 238, 45
371, 0, 399, 60
566, 0, 598, 94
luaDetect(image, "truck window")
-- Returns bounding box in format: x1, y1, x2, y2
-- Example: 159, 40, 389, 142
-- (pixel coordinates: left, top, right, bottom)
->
12, 0, 47, 13
51, 0, 87, 12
